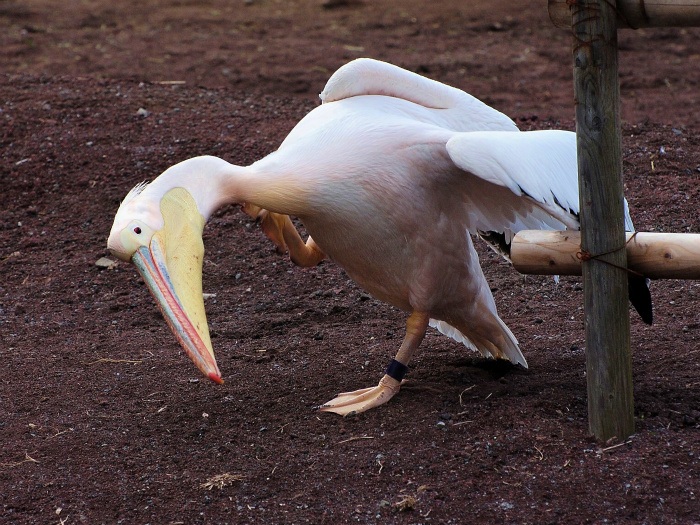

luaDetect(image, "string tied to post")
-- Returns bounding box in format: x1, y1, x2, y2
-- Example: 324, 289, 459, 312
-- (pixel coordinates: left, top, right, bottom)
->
576, 232, 646, 278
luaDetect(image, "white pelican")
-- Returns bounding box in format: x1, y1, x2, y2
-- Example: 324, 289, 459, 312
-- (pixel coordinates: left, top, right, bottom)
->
107, 58, 651, 415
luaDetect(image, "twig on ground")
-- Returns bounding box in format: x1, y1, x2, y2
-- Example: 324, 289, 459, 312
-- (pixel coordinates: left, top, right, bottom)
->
337, 436, 374, 445
599, 440, 632, 454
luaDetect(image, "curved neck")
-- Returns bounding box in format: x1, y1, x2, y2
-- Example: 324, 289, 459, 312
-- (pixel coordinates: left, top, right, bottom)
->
148, 155, 312, 221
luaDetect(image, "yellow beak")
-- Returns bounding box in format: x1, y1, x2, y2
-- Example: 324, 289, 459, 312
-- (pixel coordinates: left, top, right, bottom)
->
132, 188, 222, 384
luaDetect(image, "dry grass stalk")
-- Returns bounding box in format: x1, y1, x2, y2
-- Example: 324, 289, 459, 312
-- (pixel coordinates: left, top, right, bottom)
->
1, 452, 39, 469
85, 358, 142, 365
200, 473, 245, 490
337, 436, 374, 445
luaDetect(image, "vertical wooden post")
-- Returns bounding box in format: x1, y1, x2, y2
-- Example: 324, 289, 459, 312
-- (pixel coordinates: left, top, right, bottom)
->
572, 0, 635, 440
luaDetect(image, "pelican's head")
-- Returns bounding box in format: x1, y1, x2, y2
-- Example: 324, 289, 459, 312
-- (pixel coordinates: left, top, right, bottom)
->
108, 171, 223, 384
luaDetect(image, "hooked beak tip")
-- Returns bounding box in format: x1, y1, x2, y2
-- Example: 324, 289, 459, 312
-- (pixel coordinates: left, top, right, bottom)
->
209, 371, 224, 384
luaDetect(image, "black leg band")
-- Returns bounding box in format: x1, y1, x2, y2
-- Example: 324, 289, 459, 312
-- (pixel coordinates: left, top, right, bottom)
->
385, 359, 409, 382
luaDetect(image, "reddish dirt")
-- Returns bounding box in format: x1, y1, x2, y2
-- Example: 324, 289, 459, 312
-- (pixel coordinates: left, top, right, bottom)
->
2, 1, 700, 524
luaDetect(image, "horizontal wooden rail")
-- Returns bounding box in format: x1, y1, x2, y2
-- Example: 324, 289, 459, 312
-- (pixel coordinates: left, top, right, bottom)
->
511, 230, 700, 279
549, 0, 700, 29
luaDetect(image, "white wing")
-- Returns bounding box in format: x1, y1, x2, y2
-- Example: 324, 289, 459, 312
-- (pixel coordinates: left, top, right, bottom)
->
443, 128, 651, 324
443, 130, 580, 246
444, 129, 636, 257
320, 58, 519, 133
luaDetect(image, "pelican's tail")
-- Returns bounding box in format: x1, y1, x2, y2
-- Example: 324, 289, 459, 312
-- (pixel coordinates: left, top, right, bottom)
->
429, 317, 528, 369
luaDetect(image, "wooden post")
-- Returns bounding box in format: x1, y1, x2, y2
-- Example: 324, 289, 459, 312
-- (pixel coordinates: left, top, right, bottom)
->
572, 0, 635, 441
549, 0, 700, 29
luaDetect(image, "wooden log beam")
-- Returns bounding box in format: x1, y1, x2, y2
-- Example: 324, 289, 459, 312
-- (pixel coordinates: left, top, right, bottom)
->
512, 230, 700, 279
572, 0, 635, 442
549, 0, 700, 29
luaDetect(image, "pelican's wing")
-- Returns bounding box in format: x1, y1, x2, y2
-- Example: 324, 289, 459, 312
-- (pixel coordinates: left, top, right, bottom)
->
445, 129, 636, 254
446, 128, 652, 323
320, 58, 518, 132
447, 129, 580, 234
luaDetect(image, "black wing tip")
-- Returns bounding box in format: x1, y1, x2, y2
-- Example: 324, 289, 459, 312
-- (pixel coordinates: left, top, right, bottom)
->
629, 276, 653, 325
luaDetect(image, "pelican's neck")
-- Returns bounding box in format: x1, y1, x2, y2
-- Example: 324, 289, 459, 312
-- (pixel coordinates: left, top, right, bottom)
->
148, 155, 311, 221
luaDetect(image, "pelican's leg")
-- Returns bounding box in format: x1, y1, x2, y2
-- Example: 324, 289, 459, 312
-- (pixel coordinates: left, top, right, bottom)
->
280, 218, 326, 267
242, 204, 288, 253
242, 204, 325, 267
316, 311, 430, 416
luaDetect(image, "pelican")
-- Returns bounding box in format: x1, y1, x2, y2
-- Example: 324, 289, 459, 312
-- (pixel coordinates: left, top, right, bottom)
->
107, 58, 651, 415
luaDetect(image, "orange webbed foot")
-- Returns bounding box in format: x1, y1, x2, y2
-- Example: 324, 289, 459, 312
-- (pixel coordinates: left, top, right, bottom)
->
315, 375, 403, 416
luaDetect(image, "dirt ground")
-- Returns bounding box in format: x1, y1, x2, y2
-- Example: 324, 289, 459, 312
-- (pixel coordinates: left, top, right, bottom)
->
2, 1, 700, 523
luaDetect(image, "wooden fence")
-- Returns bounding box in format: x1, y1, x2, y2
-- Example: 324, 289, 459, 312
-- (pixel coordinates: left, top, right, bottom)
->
511, 0, 700, 441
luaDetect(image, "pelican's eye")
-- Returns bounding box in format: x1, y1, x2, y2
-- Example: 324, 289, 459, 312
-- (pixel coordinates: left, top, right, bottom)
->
133, 226, 142, 235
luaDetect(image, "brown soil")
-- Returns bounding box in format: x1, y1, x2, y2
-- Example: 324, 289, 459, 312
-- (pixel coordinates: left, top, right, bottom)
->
2, 1, 700, 524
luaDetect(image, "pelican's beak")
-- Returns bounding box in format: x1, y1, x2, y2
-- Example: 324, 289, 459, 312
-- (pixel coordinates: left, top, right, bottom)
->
132, 188, 223, 384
